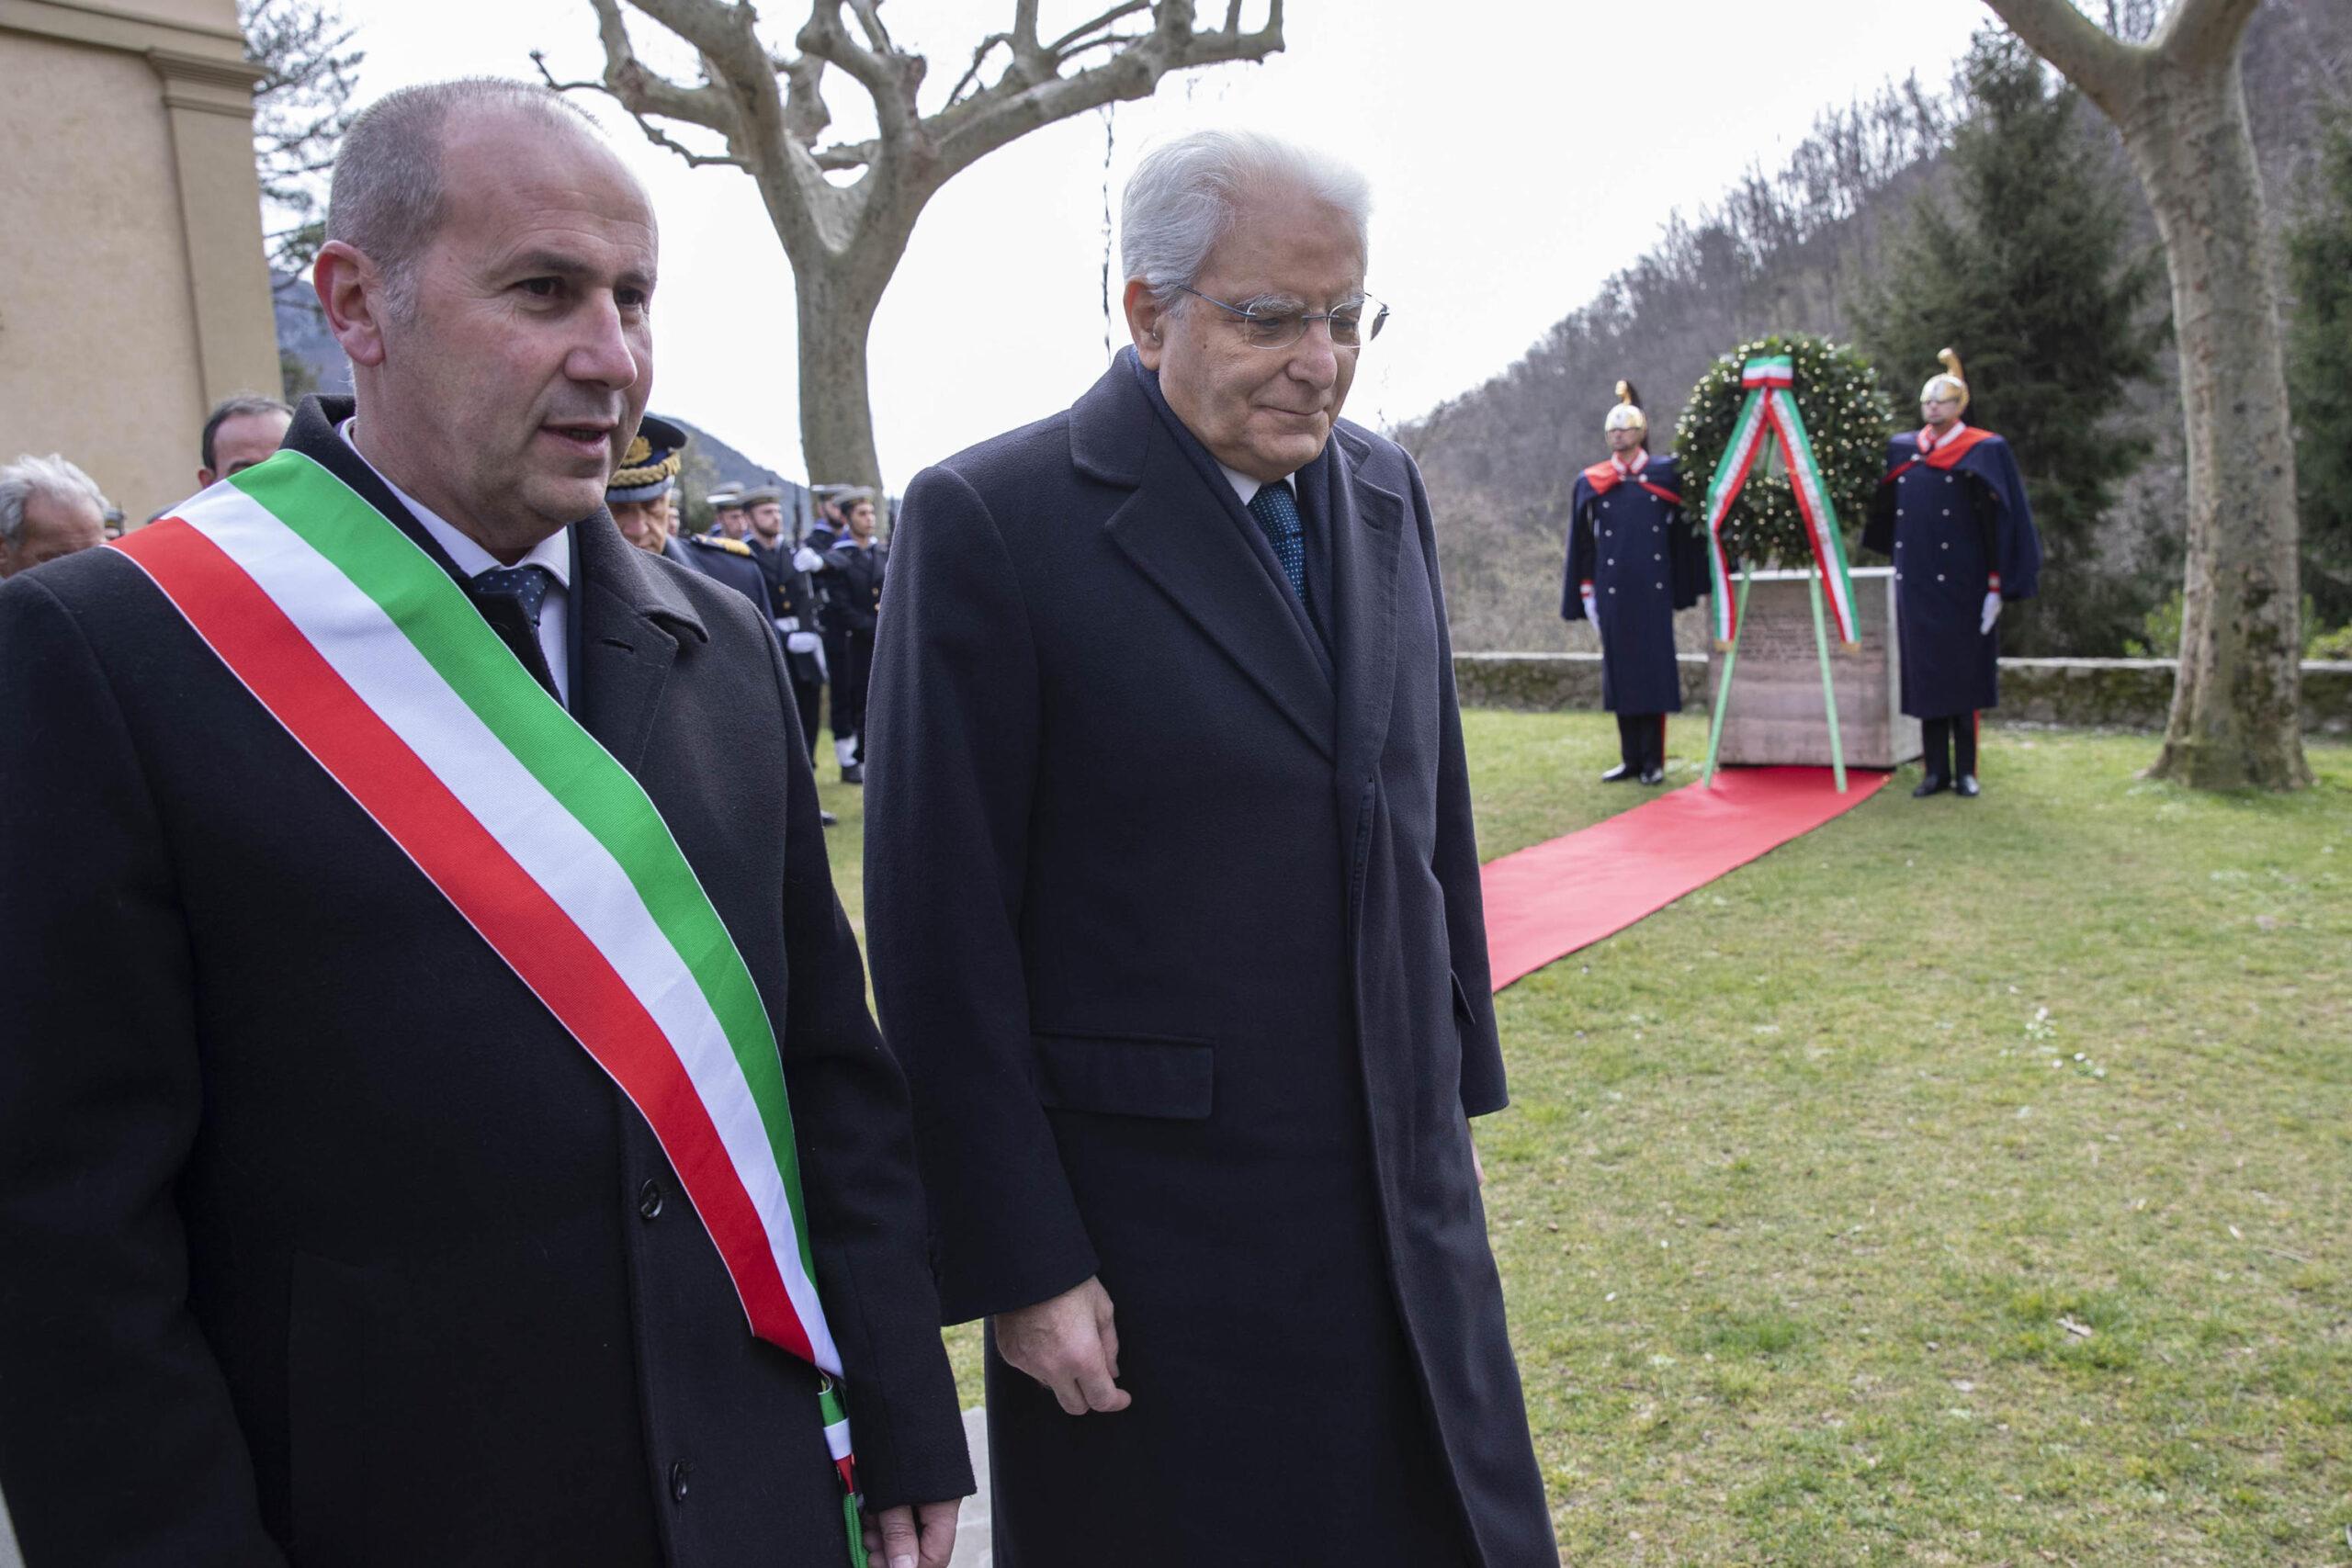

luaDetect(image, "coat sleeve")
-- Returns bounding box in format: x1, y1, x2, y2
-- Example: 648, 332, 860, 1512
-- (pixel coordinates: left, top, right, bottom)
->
0, 574, 290, 1566
752, 596, 975, 1512
1667, 468, 1706, 612
1561, 478, 1594, 622
1975, 437, 2043, 601
1860, 442, 1903, 558
1407, 460, 1509, 1117
862, 465, 1101, 1324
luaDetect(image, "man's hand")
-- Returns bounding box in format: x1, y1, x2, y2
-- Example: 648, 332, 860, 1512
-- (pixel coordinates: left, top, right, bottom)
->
794, 546, 828, 574
862, 1499, 959, 1568
1580, 588, 1599, 625
993, 1275, 1131, 1416
786, 630, 821, 654
1980, 590, 2002, 636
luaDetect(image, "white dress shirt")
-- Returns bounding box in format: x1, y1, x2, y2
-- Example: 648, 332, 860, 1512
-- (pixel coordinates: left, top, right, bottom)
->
339, 420, 572, 704
1216, 460, 1297, 510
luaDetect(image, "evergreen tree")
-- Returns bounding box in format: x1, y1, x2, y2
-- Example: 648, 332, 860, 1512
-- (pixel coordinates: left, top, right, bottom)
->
2285, 107, 2352, 633
1856, 28, 2164, 655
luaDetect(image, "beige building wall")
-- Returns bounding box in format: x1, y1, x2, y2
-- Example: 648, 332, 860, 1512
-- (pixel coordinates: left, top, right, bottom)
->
0, 0, 278, 525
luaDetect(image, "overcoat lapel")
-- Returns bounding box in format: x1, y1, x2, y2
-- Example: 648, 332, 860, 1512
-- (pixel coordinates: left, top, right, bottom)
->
573, 516, 705, 773
1084, 367, 1337, 761
1323, 426, 1403, 811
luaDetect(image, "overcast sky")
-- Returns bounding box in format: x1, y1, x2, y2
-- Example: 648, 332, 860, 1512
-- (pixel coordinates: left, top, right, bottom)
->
334, 0, 1997, 483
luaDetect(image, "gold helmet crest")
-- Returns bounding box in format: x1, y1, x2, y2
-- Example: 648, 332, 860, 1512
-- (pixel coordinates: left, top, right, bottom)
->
1919, 347, 1970, 412
1603, 379, 1647, 434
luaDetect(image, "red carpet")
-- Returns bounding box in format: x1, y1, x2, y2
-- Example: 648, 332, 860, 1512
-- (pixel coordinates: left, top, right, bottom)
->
1480, 767, 1891, 991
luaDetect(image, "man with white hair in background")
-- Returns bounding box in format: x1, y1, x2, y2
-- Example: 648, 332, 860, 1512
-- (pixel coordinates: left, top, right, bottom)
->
0, 454, 108, 578
0, 76, 967, 1568
865, 130, 1556, 1564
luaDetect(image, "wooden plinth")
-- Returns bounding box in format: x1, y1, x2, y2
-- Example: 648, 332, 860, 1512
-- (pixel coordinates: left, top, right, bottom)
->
1707, 568, 1918, 769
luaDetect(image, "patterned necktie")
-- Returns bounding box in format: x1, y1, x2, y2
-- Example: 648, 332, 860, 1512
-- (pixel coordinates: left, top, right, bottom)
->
469, 564, 559, 698
1247, 480, 1306, 599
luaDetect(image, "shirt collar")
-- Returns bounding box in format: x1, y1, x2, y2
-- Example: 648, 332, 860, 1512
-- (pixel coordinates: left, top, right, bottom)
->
1918, 419, 1968, 455
1611, 448, 1650, 481
1216, 461, 1297, 508
338, 418, 572, 588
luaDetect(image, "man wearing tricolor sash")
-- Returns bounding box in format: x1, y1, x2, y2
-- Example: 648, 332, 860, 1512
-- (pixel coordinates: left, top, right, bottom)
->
1563, 380, 1705, 784
1862, 350, 2044, 798
0, 80, 967, 1568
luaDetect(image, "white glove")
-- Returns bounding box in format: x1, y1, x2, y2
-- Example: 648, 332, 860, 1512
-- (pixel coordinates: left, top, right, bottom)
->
793, 547, 826, 573
1581, 590, 1599, 624
775, 615, 800, 633
786, 630, 820, 654
1980, 591, 2002, 636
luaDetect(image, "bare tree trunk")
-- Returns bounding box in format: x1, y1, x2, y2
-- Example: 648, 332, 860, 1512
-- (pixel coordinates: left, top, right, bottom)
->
793, 262, 886, 503
1984, 0, 2310, 789
2122, 51, 2308, 787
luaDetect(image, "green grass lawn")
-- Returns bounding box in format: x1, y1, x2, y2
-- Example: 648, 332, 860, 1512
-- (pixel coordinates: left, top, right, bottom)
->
820, 717, 2352, 1564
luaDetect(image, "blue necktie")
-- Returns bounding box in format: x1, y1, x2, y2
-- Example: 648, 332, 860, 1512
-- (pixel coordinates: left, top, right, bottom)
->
470, 564, 558, 698
1247, 481, 1306, 599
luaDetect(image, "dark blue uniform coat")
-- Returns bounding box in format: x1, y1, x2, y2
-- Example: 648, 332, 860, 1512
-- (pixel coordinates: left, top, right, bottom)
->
864, 351, 1554, 1567
1862, 427, 2042, 717
1562, 455, 1702, 715
0, 397, 971, 1566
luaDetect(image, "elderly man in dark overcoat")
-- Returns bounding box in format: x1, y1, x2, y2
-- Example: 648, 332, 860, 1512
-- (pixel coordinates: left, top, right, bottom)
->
0, 80, 967, 1568
865, 129, 1556, 1566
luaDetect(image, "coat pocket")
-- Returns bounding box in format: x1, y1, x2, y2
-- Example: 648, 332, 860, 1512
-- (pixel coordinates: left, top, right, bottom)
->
1450, 970, 1479, 1027
1033, 1031, 1215, 1120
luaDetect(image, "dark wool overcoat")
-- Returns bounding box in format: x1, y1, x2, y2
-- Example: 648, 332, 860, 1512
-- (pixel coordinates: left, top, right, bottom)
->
1561, 454, 1705, 715
864, 352, 1556, 1567
0, 398, 970, 1567
1862, 428, 2043, 718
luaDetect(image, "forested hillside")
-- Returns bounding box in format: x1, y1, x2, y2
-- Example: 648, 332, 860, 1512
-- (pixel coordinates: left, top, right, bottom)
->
1403, 1, 2350, 654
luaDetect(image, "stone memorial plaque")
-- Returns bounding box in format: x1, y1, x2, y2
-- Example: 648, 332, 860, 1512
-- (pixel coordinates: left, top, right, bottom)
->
1707, 567, 1918, 769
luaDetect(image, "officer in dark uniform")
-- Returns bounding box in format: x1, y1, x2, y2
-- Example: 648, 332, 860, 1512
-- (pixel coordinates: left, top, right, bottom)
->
1863, 350, 2043, 798
706, 489, 743, 535
797, 487, 850, 769
805, 490, 885, 784
1563, 381, 1704, 784
742, 485, 828, 751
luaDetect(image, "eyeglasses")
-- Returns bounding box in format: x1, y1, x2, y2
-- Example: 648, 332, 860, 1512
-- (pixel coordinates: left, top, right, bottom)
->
1174, 286, 1388, 350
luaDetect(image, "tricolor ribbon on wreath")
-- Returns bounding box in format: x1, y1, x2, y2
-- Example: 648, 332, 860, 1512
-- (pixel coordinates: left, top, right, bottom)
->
112, 453, 873, 1567
1699, 354, 1860, 648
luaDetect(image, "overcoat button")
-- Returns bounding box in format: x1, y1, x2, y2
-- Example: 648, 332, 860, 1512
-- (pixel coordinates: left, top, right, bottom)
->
1938, 573, 1947, 581
638, 1179, 663, 1221
670, 1461, 691, 1502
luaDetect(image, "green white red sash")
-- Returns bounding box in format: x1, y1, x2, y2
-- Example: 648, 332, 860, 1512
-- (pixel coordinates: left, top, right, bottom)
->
1700, 355, 1860, 646
111, 451, 865, 1539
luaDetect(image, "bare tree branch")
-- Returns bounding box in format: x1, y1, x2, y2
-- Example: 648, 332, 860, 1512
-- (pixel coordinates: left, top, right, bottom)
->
530, 49, 745, 167
1979, 0, 2140, 114
1046, 2, 1150, 58
2152, 0, 2264, 63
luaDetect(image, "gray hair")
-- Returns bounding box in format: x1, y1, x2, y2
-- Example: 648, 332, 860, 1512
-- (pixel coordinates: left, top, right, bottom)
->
0, 454, 108, 553
327, 79, 601, 318
1120, 130, 1373, 305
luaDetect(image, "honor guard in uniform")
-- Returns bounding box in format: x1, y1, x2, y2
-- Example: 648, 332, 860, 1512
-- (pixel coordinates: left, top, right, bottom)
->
742, 485, 829, 751
708, 490, 752, 541
796, 487, 882, 783
1863, 350, 2042, 798
1563, 381, 1704, 784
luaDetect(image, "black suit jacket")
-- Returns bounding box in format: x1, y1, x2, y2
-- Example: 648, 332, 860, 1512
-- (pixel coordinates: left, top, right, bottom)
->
864, 352, 1552, 1564
0, 398, 969, 1566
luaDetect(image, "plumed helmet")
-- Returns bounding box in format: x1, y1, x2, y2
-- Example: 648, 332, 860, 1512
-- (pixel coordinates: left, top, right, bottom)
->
1603, 379, 1647, 434
1919, 347, 1970, 412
